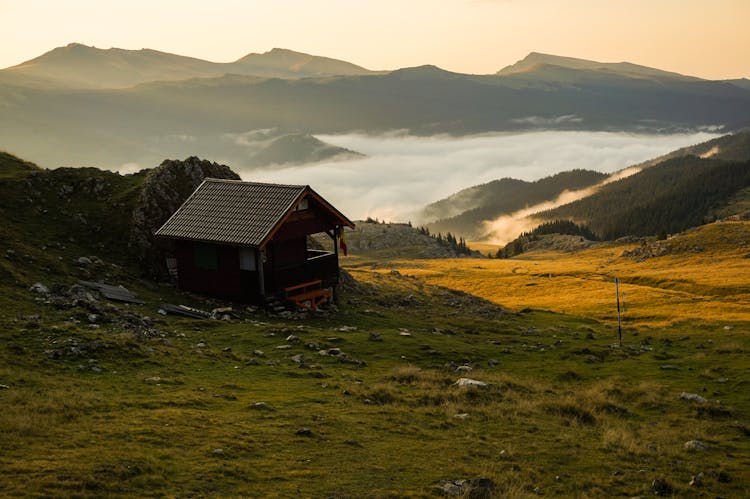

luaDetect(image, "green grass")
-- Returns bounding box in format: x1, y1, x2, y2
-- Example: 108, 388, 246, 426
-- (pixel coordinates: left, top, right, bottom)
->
1, 265, 749, 497
1, 156, 749, 496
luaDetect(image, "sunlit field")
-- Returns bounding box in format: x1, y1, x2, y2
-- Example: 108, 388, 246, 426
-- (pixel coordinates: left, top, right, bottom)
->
348, 222, 750, 329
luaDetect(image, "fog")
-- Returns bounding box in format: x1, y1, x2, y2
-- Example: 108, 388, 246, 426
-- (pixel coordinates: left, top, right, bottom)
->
238, 130, 716, 224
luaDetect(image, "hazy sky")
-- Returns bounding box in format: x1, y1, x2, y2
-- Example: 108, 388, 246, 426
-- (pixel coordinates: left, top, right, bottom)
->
1, 0, 748, 79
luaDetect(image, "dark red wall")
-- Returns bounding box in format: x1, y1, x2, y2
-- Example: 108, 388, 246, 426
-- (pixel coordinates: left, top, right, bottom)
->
175, 242, 244, 301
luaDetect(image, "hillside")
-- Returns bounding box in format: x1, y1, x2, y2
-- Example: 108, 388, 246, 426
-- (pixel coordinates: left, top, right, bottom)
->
3, 48, 750, 168
423, 170, 608, 239
542, 155, 750, 239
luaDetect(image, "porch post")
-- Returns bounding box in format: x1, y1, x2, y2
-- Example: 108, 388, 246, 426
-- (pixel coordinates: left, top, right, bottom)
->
333, 225, 340, 304
257, 248, 266, 302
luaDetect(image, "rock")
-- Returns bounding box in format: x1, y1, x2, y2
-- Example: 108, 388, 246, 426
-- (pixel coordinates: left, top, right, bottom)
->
723, 325, 733, 331
286, 334, 300, 343
453, 378, 487, 388
77, 256, 92, 265
454, 413, 469, 420
689, 472, 703, 487
680, 392, 707, 403
87, 314, 98, 324
275, 345, 292, 350
326, 348, 342, 356
369, 332, 383, 342
29, 282, 49, 294
291, 354, 305, 364
222, 347, 232, 352
399, 331, 412, 337
651, 477, 673, 496
435, 478, 494, 497
250, 402, 272, 411
660, 365, 678, 370
253, 350, 265, 357
337, 326, 357, 332
455, 365, 473, 373
211, 448, 224, 455
128, 156, 240, 276
684, 440, 707, 451
0, 384, 9, 390
295, 428, 313, 437
487, 359, 499, 367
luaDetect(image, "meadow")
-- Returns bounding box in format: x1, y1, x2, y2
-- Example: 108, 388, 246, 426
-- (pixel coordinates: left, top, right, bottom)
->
1, 222, 749, 497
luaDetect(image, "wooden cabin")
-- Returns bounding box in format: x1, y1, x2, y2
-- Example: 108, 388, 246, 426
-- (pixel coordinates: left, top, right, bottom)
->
154, 179, 354, 307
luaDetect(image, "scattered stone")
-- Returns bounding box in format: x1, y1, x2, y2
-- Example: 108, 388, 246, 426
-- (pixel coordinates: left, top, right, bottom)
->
29, 282, 49, 294
716, 471, 731, 483
250, 402, 272, 411
453, 378, 487, 388
222, 347, 232, 352
684, 440, 707, 451
253, 350, 265, 357
77, 256, 92, 265
195, 342, 207, 348
211, 448, 224, 455
337, 326, 357, 332
368, 332, 383, 342
399, 331, 412, 337
286, 334, 300, 343
454, 413, 469, 420
680, 392, 707, 404
487, 359, 499, 367
435, 477, 494, 497
455, 365, 473, 373
0, 384, 9, 390
689, 472, 704, 487
291, 353, 305, 364
651, 477, 674, 496
325, 348, 342, 356
275, 345, 292, 350
723, 325, 733, 331
295, 428, 313, 437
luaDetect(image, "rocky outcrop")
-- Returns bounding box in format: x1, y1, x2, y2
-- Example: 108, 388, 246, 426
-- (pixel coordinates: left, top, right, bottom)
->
129, 157, 240, 276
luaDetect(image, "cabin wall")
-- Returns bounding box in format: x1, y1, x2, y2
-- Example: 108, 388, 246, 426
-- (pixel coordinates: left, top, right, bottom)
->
175, 242, 246, 301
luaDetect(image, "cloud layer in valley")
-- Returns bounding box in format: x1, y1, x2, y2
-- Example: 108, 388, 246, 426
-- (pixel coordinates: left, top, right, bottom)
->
237, 131, 717, 224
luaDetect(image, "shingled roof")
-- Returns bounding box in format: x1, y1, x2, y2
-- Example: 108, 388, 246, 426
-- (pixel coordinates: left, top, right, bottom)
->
154, 179, 352, 247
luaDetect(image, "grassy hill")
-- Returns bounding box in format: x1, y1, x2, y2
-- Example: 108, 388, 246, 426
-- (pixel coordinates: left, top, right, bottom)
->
1, 152, 749, 496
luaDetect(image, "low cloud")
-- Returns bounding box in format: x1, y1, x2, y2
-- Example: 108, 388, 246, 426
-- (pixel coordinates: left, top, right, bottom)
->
511, 114, 583, 126
237, 130, 717, 223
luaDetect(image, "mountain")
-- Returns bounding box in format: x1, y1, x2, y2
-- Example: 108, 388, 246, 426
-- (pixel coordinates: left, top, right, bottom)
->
422, 170, 609, 239
246, 133, 364, 167
538, 131, 750, 239
497, 52, 699, 82
1, 43, 375, 88
2, 47, 750, 168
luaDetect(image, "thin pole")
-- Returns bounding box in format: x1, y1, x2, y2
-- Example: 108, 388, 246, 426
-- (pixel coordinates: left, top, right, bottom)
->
615, 277, 622, 347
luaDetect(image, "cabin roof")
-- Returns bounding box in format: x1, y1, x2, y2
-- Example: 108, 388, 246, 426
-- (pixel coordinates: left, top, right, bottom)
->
154, 179, 354, 248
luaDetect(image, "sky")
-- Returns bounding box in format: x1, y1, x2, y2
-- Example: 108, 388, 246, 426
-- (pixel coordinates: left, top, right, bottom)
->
1, 0, 749, 79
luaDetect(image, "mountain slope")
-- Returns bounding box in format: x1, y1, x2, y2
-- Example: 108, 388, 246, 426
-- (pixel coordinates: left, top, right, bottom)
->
423, 170, 609, 239
541, 154, 750, 239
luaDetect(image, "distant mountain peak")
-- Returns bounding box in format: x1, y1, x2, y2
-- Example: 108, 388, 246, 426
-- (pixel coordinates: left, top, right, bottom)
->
497, 52, 697, 81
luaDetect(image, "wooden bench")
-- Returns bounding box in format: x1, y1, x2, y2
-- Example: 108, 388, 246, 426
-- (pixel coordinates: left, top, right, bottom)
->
284, 280, 332, 311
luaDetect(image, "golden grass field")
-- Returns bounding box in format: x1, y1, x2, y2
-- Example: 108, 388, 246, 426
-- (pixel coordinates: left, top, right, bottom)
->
347, 221, 750, 329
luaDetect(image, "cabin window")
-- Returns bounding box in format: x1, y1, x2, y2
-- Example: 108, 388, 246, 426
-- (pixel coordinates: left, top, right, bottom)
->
239, 248, 256, 271
194, 244, 218, 270
294, 198, 309, 211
